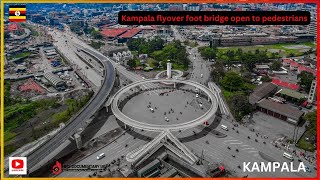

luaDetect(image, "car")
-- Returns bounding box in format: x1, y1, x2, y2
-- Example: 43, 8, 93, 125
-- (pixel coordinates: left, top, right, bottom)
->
196, 94, 199, 98
165, 117, 169, 122
97, 153, 105, 160
149, 108, 154, 113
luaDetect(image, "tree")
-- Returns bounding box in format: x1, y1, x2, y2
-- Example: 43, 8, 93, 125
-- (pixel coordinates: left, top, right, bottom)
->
303, 111, 317, 137
230, 94, 252, 121
210, 60, 225, 83
261, 76, 272, 82
288, 52, 295, 57
298, 71, 314, 92
127, 59, 136, 69
270, 60, 282, 71
91, 30, 103, 39
220, 71, 244, 92
153, 61, 160, 68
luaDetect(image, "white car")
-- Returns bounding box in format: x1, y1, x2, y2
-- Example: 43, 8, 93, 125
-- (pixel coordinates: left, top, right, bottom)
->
97, 153, 105, 160
149, 108, 154, 113
196, 94, 199, 98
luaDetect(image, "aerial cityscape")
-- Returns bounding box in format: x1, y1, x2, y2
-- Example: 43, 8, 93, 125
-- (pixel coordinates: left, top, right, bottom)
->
2, 3, 318, 178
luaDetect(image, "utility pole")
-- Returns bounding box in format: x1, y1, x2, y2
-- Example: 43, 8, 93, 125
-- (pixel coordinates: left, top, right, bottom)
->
200, 149, 204, 165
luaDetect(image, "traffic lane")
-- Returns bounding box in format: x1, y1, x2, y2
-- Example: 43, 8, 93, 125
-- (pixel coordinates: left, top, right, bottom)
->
176, 128, 307, 177
51, 33, 102, 86
218, 119, 315, 177
27, 45, 115, 169
59, 130, 159, 177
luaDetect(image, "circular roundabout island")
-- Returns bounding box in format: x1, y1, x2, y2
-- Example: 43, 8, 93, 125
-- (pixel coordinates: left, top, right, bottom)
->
111, 79, 218, 132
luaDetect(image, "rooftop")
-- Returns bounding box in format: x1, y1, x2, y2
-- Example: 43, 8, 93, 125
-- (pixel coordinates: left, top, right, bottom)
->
257, 98, 304, 120
278, 88, 307, 100
249, 82, 278, 104
100, 28, 128, 38
272, 78, 300, 91
119, 28, 142, 38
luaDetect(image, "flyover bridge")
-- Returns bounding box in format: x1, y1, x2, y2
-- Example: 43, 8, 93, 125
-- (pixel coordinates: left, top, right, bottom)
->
23, 46, 116, 173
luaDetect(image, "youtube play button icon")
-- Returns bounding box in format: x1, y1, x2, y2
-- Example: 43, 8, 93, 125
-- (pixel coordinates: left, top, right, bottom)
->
9, 157, 27, 175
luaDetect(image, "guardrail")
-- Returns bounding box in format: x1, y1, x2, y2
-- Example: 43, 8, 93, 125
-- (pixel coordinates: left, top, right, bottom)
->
24, 45, 115, 172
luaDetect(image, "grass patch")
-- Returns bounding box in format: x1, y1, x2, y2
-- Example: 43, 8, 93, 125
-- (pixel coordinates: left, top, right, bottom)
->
172, 63, 188, 71
296, 130, 316, 152
4, 144, 17, 156
4, 92, 94, 155
11, 51, 31, 59
218, 42, 315, 57
21, 23, 39, 36
52, 93, 93, 126
4, 131, 16, 142
4, 99, 58, 132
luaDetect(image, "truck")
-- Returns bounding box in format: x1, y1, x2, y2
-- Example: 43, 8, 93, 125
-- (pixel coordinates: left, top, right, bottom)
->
207, 165, 225, 177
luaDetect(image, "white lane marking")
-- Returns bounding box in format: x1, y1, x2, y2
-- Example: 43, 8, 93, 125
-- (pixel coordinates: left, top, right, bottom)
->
241, 145, 250, 147
248, 151, 259, 153
230, 142, 243, 145
223, 140, 239, 143
242, 147, 255, 150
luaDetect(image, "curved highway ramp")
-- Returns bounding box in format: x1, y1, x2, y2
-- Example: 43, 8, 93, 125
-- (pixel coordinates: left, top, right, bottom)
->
16, 47, 116, 174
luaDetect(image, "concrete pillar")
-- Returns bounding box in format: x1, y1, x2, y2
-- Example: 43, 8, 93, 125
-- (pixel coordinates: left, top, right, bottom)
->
74, 133, 82, 149
167, 61, 172, 78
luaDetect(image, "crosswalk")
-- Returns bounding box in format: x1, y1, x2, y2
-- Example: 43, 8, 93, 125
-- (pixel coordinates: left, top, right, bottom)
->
223, 138, 259, 157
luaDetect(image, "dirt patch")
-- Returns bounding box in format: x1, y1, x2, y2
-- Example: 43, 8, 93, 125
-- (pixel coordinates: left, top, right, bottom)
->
10, 79, 48, 99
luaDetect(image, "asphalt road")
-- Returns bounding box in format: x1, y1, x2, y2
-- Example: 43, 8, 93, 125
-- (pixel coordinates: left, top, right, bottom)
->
58, 130, 160, 177
24, 44, 116, 173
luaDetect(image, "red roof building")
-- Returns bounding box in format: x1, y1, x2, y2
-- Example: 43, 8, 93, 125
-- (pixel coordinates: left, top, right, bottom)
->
6, 23, 21, 31
281, 58, 316, 76
119, 28, 142, 38
282, 58, 292, 66
298, 66, 316, 76
272, 78, 300, 90
100, 28, 128, 38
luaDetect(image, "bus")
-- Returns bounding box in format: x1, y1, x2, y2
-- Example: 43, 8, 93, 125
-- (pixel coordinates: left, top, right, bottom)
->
283, 152, 294, 161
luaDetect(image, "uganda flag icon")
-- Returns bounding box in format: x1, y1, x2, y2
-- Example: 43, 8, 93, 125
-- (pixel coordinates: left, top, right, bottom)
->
9, 5, 26, 22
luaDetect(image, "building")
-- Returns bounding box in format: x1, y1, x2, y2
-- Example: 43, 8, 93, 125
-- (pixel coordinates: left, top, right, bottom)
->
256, 98, 304, 124
249, 82, 278, 105
276, 88, 307, 102
307, 17, 317, 42
44, 72, 67, 91
100, 28, 128, 41
307, 79, 317, 103
272, 78, 300, 91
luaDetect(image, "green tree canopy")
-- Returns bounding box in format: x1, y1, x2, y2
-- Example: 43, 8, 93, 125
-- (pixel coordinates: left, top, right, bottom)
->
298, 71, 314, 92
220, 71, 244, 92
270, 60, 282, 71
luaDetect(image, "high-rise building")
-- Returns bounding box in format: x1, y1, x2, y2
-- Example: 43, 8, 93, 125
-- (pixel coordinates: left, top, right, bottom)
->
307, 17, 317, 43
307, 79, 317, 104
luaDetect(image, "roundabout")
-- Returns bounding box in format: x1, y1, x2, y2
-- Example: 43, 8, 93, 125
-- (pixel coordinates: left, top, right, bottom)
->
111, 79, 219, 132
